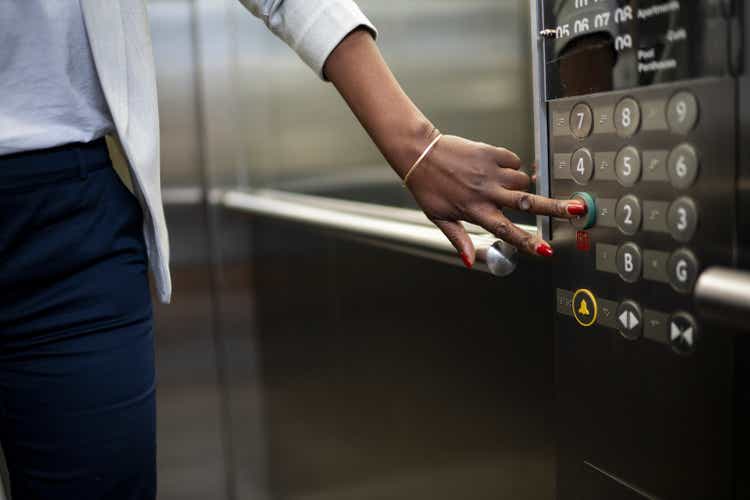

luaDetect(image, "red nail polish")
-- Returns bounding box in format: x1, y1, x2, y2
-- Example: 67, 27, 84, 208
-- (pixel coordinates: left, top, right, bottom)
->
460, 252, 473, 269
536, 242, 554, 258
567, 201, 587, 216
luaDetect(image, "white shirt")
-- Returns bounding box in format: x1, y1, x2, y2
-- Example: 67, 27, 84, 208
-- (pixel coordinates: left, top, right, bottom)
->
0, 0, 114, 155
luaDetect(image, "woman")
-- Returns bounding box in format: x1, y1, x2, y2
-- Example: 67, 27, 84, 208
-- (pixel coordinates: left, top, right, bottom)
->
0, 1, 585, 498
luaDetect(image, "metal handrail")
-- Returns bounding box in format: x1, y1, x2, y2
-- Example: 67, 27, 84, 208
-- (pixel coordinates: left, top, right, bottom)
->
695, 267, 750, 330
220, 189, 533, 276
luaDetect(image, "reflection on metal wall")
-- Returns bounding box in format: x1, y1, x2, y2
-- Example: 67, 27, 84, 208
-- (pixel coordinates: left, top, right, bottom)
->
148, 2, 538, 499
229, 0, 532, 204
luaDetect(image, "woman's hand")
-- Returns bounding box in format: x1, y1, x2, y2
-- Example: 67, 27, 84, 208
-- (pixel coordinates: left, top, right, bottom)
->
405, 132, 584, 268
324, 29, 586, 267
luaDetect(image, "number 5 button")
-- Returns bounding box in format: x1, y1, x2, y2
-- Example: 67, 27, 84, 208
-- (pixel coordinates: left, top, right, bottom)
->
616, 146, 642, 187
668, 197, 698, 242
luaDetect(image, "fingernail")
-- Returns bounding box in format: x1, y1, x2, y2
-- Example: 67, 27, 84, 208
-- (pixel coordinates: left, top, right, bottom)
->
567, 201, 587, 216
536, 242, 554, 258
460, 252, 473, 269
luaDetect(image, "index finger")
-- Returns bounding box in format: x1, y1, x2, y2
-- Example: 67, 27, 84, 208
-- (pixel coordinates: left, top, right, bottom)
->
499, 191, 585, 219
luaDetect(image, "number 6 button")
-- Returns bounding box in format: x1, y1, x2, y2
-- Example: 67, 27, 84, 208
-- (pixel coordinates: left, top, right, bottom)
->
668, 144, 699, 189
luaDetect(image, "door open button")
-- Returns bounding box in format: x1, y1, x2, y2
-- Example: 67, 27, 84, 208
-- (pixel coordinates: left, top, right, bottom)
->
617, 300, 643, 340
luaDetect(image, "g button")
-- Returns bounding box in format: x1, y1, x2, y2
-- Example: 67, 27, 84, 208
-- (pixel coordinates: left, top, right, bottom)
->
572, 289, 598, 327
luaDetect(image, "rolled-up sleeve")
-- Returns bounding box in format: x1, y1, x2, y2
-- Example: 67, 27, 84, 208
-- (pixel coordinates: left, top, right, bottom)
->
238, 0, 377, 79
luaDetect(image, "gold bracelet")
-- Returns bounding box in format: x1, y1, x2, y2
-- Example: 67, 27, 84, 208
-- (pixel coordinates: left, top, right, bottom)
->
402, 133, 443, 188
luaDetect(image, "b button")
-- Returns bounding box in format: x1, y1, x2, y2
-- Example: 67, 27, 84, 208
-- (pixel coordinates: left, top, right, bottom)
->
572, 289, 598, 327
617, 242, 643, 283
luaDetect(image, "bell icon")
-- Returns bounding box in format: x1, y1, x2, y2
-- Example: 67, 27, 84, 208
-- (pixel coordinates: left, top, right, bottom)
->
578, 300, 591, 317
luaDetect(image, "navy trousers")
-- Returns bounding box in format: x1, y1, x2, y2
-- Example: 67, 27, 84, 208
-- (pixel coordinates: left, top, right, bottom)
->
0, 138, 156, 499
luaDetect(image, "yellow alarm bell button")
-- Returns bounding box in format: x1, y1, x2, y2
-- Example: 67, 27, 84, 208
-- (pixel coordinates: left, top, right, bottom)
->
572, 289, 598, 327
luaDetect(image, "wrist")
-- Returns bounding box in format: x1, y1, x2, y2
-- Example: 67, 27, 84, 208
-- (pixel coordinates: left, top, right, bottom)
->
382, 115, 438, 179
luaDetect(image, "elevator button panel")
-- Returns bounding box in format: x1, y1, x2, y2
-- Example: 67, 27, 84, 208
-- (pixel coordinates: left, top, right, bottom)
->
548, 78, 737, 355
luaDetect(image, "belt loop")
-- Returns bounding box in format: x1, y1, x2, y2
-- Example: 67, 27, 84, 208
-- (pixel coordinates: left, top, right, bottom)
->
75, 146, 88, 179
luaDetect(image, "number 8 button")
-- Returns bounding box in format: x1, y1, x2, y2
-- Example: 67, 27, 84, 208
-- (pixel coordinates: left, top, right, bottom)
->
615, 97, 641, 138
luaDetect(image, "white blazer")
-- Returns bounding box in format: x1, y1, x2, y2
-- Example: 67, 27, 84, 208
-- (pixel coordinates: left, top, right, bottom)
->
79, 0, 375, 304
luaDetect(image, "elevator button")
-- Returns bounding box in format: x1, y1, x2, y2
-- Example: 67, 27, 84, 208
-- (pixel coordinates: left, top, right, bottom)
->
617, 300, 643, 340
596, 243, 618, 274
553, 153, 573, 180
668, 249, 699, 294
570, 103, 594, 138
642, 150, 669, 182
643, 250, 670, 284
616, 195, 643, 236
615, 97, 641, 137
667, 92, 699, 135
670, 312, 699, 355
572, 289, 598, 327
594, 152, 617, 181
644, 309, 670, 344
667, 197, 699, 242
615, 146, 642, 187
571, 148, 594, 185
642, 201, 669, 233
570, 192, 597, 230
617, 242, 643, 283
668, 144, 700, 189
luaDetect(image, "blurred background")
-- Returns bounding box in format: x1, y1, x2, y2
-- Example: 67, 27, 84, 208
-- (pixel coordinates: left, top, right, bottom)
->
148, 1, 555, 499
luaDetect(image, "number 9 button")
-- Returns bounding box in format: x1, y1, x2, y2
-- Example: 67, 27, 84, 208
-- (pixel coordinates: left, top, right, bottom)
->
667, 91, 699, 134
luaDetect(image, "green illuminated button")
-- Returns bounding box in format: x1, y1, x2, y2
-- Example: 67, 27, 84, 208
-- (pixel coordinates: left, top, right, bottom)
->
570, 192, 597, 230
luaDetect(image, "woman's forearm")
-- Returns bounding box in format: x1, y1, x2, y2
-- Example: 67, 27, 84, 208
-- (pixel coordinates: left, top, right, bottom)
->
324, 29, 435, 179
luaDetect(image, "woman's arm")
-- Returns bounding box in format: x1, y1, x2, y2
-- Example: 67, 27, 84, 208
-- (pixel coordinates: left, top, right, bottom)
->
324, 29, 585, 268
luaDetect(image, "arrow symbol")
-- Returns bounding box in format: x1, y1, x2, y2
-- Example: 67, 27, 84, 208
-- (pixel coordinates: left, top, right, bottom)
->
683, 327, 694, 346
671, 322, 681, 341
619, 311, 640, 330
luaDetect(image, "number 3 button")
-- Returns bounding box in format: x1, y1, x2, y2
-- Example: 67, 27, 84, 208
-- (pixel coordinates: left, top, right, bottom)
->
668, 197, 698, 243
